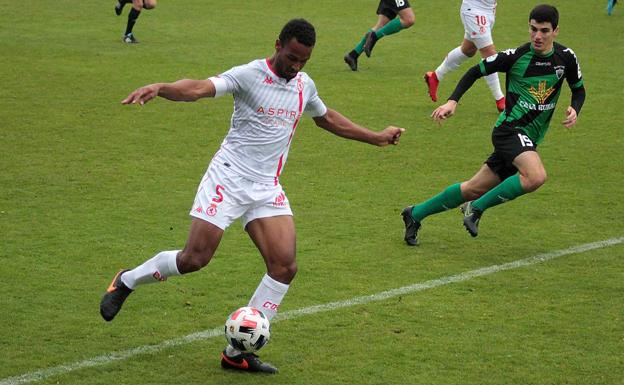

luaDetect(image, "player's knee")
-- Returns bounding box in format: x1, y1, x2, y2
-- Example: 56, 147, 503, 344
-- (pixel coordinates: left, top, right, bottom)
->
177, 248, 212, 273
462, 46, 477, 57
142, 0, 156, 9
524, 172, 547, 192
461, 183, 487, 200
401, 16, 415, 28
268, 260, 297, 284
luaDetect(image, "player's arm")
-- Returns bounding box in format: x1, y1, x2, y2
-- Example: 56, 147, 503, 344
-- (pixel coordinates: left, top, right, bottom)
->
121, 79, 216, 105
431, 65, 483, 122
312, 108, 404, 147
562, 48, 586, 128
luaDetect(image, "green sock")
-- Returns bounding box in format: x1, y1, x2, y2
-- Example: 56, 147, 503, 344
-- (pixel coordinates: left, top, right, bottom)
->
410, 183, 465, 222
375, 18, 403, 38
472, 174, 526, 212
354, 30, 371, 55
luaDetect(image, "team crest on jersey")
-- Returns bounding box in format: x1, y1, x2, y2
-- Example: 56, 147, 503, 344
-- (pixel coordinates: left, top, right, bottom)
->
296, 76, 304, 92
529, 80, 556, 104
554, 65, 565, 80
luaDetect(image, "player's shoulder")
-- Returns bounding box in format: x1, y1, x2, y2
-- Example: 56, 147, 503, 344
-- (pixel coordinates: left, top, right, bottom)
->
497, 43, 530, 59
553, 42, 577, 56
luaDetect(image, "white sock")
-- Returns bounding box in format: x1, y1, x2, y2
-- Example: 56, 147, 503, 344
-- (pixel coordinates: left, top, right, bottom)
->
435, 46, 469, 81
121, 250, 181, 289
225, 274, 290, 357
248, 273, 290, 321
485, 73, 504, 100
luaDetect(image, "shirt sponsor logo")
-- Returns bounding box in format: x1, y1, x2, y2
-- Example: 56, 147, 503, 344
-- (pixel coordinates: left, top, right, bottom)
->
528, 80, 556, 104
256, 106, 298, 119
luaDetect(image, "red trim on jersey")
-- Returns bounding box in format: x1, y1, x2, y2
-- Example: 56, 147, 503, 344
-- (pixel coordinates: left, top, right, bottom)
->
265, 58, 279, 78
274, 75, 304, 185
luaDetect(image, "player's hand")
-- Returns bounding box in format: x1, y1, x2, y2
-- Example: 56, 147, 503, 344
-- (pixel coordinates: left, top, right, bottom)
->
431, 100, 458, 123
121, 84, 161, 105
562, 106, 578, 128
379, 126, 405, 146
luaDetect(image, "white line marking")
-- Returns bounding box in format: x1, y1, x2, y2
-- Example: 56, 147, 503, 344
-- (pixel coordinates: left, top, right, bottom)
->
2, 237, 622, 385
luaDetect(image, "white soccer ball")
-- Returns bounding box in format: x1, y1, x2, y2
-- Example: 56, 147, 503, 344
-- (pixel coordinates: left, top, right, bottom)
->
224, 306, 271, 353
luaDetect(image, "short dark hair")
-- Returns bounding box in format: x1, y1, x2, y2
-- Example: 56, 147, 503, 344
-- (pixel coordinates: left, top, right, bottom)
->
279, 18, 316, 47
529, 4, 559, 29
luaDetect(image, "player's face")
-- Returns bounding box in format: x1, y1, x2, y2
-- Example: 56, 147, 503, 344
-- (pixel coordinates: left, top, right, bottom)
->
273, 38, 313, 80
529, 20, 559, 54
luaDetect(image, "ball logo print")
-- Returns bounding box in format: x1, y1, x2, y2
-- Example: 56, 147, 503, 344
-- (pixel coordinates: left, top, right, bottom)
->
224, 306, 271, 353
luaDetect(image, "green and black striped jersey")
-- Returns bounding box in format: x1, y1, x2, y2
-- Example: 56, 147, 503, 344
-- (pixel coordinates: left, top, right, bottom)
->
479, 42, 584, 144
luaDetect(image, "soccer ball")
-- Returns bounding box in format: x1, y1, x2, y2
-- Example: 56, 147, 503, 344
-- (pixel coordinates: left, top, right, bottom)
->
224, 306, 271, 353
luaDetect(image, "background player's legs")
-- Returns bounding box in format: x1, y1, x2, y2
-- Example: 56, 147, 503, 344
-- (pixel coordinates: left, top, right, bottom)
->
426, 39, 473, 101
115, 0, 132, 16
434, 39, 476, 82
344, 15, 390, 70
365, 9, 414, 57
224, 215, 295, 358
123, 0, 156, 43
476, 43, 505, 110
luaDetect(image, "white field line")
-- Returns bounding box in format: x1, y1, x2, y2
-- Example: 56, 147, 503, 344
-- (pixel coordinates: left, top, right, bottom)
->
2, 237, 622, 385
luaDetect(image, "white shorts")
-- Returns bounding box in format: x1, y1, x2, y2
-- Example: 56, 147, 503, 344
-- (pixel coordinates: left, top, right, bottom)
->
460, 5, 496, 49
189, 161, 292, 230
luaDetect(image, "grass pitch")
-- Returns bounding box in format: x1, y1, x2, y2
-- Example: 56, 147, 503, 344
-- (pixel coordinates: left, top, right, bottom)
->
1, 1, 623, 384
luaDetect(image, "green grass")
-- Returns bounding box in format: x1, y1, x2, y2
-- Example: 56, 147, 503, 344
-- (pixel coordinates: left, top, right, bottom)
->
1, 1, 623, 384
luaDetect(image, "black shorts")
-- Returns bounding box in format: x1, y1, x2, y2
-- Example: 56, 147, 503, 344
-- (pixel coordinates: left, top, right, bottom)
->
485, 128, 537, 180
377, 0, 411, 19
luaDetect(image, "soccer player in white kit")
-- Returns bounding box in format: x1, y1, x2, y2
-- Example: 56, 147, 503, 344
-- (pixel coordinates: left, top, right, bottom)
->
424, 0, 505, 112
99, 19, 405, 373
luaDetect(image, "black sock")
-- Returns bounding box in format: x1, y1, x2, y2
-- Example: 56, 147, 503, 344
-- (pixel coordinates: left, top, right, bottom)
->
349, 50, 359, 59
125, 7, 141, 35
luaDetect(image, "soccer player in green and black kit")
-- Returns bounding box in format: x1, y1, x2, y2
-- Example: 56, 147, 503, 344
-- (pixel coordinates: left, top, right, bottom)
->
401, 4, 585, 245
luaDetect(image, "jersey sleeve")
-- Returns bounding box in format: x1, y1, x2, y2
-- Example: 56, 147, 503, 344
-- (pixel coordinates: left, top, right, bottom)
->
208, 63, 252, 98
478, 48, 517, 75
562, 47, 584, 89
303, 78, 327, 117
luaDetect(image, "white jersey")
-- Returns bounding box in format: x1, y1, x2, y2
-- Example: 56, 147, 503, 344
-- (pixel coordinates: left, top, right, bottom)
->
462, 0, 496, 11
209, 59, 327, 185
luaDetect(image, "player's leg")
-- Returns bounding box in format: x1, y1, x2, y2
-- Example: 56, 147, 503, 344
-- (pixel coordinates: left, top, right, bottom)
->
425, 38, 475, 102
246, 215, 297, 317
365, 3, 414, 57
221, 215, 295, 374
123, 0, 144, 43
465, 133, 544, 237
142, 0, 157, 10
114, 0, 132, 16
100, 218, 223, 321
476, 43, 505, 111
344, 12, 388, 70
608, 0, 617, 15
100, 162, 238, 321
401, 164, 499, 245
471, 9, 505, 110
